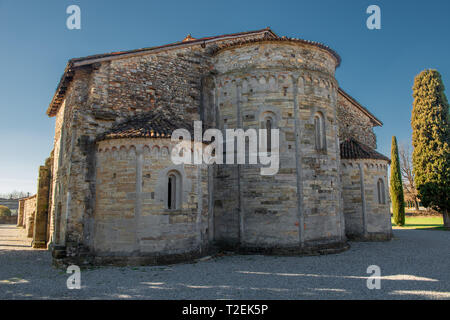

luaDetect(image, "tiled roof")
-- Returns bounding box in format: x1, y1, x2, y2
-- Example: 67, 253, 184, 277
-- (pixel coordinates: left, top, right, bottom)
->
69, 28, 277, 65
340, 138, 390, 162
210, 34, 341, 67
97, 110, 194, 141
47, 28, 277, 117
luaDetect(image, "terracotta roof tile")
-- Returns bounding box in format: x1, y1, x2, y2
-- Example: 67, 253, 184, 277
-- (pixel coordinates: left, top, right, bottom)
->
340, 138, 390, 162
210, 34, 341, 67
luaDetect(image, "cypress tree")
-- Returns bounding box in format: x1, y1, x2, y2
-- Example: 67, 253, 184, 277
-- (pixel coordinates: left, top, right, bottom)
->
411, 69, 450, 228
390, 136, 405, 226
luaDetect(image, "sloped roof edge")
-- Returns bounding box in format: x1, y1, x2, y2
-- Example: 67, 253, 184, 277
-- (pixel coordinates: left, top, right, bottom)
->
46, 28, 277, 117
211, 35, 341, 68
338, 88, 383, 127
71, 28, 278, 67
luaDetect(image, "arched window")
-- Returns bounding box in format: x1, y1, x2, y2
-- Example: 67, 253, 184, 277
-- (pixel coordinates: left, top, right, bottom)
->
261, 112, 276, 153
314, 112, 326, 151
377, 178, 385, 204
266, 117, 272, 152
167, 171, 181, 210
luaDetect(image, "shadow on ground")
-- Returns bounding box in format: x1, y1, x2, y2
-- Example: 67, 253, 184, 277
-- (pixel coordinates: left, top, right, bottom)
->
0, 224, 449, 299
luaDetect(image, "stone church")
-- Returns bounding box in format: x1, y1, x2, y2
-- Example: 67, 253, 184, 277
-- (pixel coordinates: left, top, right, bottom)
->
18, 28, 392, 265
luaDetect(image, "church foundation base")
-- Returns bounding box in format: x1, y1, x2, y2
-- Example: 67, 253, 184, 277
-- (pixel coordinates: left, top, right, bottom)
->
51, 239, 351, 267
346, 232, 392, 242
52, 247, 216, 268
235, 239, 350, 256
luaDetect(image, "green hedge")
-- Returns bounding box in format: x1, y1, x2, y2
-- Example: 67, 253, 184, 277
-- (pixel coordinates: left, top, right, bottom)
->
0, 205, 12, 217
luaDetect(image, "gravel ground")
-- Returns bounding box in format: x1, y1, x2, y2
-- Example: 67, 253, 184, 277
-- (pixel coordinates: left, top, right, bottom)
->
0, 224, 449, 300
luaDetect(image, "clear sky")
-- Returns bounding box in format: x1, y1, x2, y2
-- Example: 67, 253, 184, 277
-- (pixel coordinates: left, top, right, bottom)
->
0, 0, 449, 195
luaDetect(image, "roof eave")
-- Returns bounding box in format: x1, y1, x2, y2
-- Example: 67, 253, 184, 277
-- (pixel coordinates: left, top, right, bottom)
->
211, 36, 341, 68
46, 62, 74, 117
340, 138, 390, 163
71, 28, 276, 67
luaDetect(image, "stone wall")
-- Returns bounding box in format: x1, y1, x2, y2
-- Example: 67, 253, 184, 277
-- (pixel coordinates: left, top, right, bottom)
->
93, 138, 209, 263
362, 160, 392, 238
341, 159, 392, 240
49, 98, 68, 247
17, 199, 25, 227
18, 195, 35, 229
32, 155, 53, 248
49, 32, 271, 260
212, 41, 346, 251
0, 216, 17, 224
337, 93, 376, 149
46, 32, 387, 264
23, 195, 36, 238
341, 161, 363, 236
48, 67, 92, 255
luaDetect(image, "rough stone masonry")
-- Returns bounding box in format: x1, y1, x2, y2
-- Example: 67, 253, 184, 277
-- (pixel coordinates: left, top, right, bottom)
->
27, 28, 392, 265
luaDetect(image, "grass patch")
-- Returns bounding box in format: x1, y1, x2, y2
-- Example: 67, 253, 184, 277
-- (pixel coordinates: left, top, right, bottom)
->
392, 215, 447, 230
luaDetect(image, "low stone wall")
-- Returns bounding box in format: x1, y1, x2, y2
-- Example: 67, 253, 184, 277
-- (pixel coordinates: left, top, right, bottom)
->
0, 216, 17, 224
17, 199, 25, 227
22, 195, 37, 238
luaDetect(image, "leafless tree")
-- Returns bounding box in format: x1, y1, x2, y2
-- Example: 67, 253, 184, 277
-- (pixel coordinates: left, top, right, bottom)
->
399, 143, 419, 210
0, 190, 30, 199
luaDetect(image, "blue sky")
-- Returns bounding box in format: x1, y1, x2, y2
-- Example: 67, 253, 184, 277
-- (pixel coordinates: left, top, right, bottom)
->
0, 0, 449, 194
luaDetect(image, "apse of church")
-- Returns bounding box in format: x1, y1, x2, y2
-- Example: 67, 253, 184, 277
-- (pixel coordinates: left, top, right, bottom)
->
22, 28, 391, 266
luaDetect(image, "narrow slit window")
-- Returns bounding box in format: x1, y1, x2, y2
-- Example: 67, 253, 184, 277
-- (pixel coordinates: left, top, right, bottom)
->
266, 118, 272, 152
314, 113, 326, 151
168, 174, 176, 209
167, 171, 181, 210
377, 178, 385, 204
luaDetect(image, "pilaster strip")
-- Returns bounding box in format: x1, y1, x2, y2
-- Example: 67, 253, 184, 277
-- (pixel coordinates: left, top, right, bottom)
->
292, 75, 305, 246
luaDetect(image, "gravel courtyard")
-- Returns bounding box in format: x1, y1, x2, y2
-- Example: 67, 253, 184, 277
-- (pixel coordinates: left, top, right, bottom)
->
0, 224, 448, 300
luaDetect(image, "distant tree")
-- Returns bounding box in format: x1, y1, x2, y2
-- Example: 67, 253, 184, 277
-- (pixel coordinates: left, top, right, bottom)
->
12, 190, 28, 199
390, 136, 405, 225
411, 69, 450, 228
0, 190, 29, 199
399, 143, 419, 210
